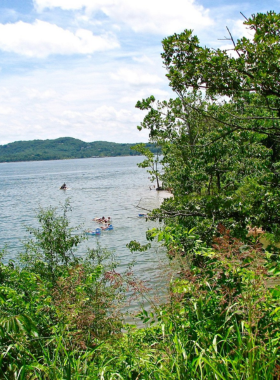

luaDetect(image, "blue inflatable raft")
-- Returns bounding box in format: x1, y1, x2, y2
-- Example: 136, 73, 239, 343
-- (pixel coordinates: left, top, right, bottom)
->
85, 227, 102, 235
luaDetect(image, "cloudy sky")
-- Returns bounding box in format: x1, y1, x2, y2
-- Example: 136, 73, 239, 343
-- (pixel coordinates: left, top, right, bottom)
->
0, 0, 279, 144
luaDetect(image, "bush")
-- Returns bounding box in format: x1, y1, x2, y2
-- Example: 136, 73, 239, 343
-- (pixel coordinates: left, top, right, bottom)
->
0, 203, 136, 378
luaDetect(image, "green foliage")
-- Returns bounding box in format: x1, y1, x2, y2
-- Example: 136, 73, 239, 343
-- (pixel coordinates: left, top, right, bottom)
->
126, 240, 151, 253
0, 204, 138, 378
13, 230, 279, 380
131, 143, 162, 189
1, 213, 280, 379
132, 229, 280, 379
21, 200, 83, 284
137, 91, 279, 244
136, 12, 280, 245
161, 12, 280, 138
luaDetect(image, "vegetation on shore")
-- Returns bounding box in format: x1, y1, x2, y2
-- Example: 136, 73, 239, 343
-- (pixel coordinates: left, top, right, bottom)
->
1, 10, 280, 379
0, 137, 158, 163
1, 203, 279, 379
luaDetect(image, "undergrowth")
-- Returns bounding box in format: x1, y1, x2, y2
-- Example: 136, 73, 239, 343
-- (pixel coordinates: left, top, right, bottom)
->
0, 206, 279, 379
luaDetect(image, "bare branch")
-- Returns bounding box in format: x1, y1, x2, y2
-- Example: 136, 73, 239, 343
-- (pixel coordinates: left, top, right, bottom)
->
240, 12, 249, 21
225, 26, 241, 57
135, 198, 152, 213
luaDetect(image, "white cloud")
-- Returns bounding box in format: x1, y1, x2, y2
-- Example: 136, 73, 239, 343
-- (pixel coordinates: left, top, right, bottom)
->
133, 55, 155, 65
0, 20, 119, 57
34, 0, 92, 11
216, 19, 255, 55
24, 88, 57, 99
232, 19, 255, 41
0, 106, 13, 115
34, 0, 214, 34
0, 61, 158, 144
111, 68, 163, 86
218, 44, 239, 58
119, 88, 169, 105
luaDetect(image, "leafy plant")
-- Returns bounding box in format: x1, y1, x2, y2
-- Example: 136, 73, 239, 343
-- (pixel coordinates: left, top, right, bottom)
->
0, 203, 141, 378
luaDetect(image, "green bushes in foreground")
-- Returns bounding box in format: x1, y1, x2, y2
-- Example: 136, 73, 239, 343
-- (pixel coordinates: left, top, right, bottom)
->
0, 204, 279, 379
0, 203, 141, 379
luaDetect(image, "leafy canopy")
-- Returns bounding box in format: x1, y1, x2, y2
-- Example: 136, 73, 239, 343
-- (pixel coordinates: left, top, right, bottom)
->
136, 11, 280, 249
161, 11, 280, 138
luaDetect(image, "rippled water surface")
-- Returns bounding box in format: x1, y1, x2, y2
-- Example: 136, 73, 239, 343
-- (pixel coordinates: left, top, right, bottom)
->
0, 156, 171, 310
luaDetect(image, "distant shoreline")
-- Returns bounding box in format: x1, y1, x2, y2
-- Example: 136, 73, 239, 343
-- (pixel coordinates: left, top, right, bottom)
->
0, 137, 159, 164
0, 154, 145, 165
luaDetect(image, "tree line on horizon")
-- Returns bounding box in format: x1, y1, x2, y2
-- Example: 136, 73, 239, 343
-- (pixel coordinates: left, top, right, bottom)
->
0, 137, 159, 162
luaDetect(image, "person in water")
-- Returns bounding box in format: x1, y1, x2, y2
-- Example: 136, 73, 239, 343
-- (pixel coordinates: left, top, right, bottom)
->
94, 216, 111, 223
95, 216, 105, 223
60, 183, 66, 189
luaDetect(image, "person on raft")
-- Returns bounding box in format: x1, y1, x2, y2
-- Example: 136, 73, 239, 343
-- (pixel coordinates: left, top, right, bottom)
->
60, 183, 67, 189
94, 216, 112, 223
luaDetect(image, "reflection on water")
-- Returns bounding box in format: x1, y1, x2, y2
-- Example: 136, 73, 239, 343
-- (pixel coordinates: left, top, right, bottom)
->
0, 156, 173, 314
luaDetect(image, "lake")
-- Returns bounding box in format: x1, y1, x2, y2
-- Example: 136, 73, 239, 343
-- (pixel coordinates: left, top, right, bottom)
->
0, 156, 172, 312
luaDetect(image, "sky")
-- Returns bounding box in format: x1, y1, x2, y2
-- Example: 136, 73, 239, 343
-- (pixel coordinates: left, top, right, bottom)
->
0, 0, 279, 145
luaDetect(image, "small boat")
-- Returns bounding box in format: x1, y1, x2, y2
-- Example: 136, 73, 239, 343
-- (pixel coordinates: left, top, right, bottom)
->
85, 228, 101, 235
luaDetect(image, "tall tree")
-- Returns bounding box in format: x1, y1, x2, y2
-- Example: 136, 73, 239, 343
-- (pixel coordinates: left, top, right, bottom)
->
161, 11, 280, 140
136, 12, 280, 252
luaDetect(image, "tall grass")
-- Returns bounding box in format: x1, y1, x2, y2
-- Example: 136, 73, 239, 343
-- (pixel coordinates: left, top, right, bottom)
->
1, 207, 279, 379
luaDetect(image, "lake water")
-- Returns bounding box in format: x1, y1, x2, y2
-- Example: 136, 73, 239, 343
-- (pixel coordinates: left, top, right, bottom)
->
0, 156, 172, 313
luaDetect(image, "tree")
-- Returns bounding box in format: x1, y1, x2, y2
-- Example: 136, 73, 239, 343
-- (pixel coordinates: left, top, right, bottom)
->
131, 143, 162, 189
20, 200, 83, 284
161, 11, 280, 140
136, 12, 280, 251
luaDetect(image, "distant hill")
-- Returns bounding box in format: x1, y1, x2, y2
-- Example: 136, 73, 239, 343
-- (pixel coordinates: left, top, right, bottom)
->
0, 137, 158, 163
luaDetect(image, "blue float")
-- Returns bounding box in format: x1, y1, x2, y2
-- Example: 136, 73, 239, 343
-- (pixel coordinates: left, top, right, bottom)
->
101, 224, 113, 231
85, 227, 102, 235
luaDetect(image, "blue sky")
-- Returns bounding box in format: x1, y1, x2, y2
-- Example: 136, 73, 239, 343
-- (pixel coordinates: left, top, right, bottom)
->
0, 0, 279, 144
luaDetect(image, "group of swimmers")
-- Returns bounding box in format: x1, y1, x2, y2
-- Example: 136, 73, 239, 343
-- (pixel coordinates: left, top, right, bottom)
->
94, 216, 111, 223
93, 216, 112, 230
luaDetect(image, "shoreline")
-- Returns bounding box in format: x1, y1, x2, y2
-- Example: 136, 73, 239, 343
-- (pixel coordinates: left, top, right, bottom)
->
0, 154, 145, 165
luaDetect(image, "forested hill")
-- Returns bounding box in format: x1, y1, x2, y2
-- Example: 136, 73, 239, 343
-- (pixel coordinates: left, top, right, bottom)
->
0, 137, 156, 162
